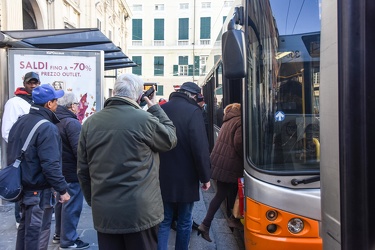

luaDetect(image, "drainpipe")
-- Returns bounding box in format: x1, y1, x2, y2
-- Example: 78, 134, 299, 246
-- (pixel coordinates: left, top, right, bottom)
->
192, 0, 196, 82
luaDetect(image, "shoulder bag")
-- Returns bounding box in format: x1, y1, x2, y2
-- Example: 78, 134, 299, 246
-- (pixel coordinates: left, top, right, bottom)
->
0, 119, 48, 202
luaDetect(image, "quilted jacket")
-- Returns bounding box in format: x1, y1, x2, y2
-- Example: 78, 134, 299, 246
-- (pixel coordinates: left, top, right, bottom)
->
210, 104, 243, 183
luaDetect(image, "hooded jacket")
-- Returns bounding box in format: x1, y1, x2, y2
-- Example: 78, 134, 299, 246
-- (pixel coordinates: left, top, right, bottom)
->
210, 104, 243, 183
7, 105, 68, 194
2, 87, 33, 142
55, 105, 81, 183
77, 96, 177, 234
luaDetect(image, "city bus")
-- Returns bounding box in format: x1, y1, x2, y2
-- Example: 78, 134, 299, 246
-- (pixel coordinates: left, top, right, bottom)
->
199, 0, 375, 249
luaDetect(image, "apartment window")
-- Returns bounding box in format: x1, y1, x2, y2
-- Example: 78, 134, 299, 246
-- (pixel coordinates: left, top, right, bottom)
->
202, 2, 211, 8
156, 85, 164, 96
132, 19, 142, 40
172, 56, 198, 76
133, 4, 142, 11
154, 56, 164, 76
193, 56, 200, 76
200, 17, 211, 39
180, 3, 189, 9
179, 56, 188, 65
200, 17, 211, 44
155, 4, 164, 11
132, 56, 142, 75
179, 65, 188, 76
108, 30, 112, 40
154, 19, 164, 40
179, 18, 189, 40
200, 55, 208, 75
173, 56, 188, 76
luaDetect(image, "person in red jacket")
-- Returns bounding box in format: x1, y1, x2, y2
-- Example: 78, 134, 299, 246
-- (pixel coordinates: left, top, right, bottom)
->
197, 103, 243, 242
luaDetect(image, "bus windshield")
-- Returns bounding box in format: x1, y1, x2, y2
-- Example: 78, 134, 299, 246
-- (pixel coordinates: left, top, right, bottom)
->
246, 0, 321, 173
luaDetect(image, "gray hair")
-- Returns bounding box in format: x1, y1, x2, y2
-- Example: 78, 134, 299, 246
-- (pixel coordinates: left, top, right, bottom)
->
114, 73, 144, 101
177, 90, 197, 100
58, 92, 78, 107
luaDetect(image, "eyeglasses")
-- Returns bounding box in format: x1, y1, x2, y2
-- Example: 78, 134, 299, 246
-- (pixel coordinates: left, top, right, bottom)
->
72, 102, 80, 106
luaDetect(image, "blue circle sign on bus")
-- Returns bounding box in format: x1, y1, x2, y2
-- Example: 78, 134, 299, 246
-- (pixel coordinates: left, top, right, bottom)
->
275, 111, 285, 122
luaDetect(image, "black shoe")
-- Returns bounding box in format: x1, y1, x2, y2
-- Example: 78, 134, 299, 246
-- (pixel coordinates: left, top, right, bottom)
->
52, 234, 60, 244
192, 221, 199, 230
197, 224, 212, 242
59, 239, 89, 249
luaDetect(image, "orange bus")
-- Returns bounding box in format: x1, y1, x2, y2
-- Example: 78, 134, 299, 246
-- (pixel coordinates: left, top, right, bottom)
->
200, 0, 375, 249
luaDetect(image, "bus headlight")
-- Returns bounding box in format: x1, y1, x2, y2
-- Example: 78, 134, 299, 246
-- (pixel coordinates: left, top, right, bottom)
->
287, 218, 304, 234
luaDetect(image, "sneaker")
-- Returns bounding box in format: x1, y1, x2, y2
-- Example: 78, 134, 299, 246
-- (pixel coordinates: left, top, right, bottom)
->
52, 234, 60, 244
59, 239, 90, 249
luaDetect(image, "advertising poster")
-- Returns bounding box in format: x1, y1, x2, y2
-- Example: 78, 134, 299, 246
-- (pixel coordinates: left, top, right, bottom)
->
8, 48, 104, 124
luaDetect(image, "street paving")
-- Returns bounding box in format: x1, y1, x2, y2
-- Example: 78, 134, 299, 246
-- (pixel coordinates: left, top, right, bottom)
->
0, 186, 244, 250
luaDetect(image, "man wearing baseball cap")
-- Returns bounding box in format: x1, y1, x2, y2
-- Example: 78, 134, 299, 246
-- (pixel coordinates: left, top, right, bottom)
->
2, 71, 41, 142
7, 84, 70, 250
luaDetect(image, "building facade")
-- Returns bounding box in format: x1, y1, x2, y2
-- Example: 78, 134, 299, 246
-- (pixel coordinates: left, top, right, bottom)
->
0, 0, 132, 99
126, 0, 234, 99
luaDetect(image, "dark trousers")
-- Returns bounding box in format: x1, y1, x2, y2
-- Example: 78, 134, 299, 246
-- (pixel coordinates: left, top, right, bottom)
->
97, 225, 159, 250
16, 188, 55, 250
202, 181, 237, 227
15, 201, 21, 223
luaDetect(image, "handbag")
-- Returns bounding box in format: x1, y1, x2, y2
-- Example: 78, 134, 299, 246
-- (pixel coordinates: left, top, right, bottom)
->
0, 119, 48, 202
232, 177, 244, 219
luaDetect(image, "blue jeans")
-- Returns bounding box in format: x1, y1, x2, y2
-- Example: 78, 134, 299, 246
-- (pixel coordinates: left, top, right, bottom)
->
54, 182, 84, 247
157, 202, 194, 250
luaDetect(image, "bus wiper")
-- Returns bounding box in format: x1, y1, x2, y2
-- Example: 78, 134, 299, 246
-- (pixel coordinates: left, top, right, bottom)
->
291, 176, 320, 186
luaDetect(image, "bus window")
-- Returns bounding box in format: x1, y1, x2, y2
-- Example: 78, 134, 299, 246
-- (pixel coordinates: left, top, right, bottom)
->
246, 1, 320, 173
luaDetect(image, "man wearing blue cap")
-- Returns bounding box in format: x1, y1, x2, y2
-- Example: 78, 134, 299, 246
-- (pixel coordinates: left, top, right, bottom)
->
7, 84, 70, 250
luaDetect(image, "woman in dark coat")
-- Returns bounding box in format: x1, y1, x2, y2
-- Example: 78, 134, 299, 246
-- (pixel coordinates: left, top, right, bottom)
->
198, 103, 243, 242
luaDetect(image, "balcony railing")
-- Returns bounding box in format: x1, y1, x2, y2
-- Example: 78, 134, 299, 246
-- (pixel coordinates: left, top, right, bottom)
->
132, 40, 142, 46
200, 39, 210, 45
154, 40, 165, 46
178, 40, 189, 46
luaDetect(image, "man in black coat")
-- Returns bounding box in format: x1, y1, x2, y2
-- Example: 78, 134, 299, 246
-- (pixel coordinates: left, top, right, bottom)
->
158, 82, 211, 250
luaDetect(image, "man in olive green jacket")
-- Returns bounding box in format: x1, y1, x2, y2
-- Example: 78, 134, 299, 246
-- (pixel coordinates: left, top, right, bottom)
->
77, 73, 177, 250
